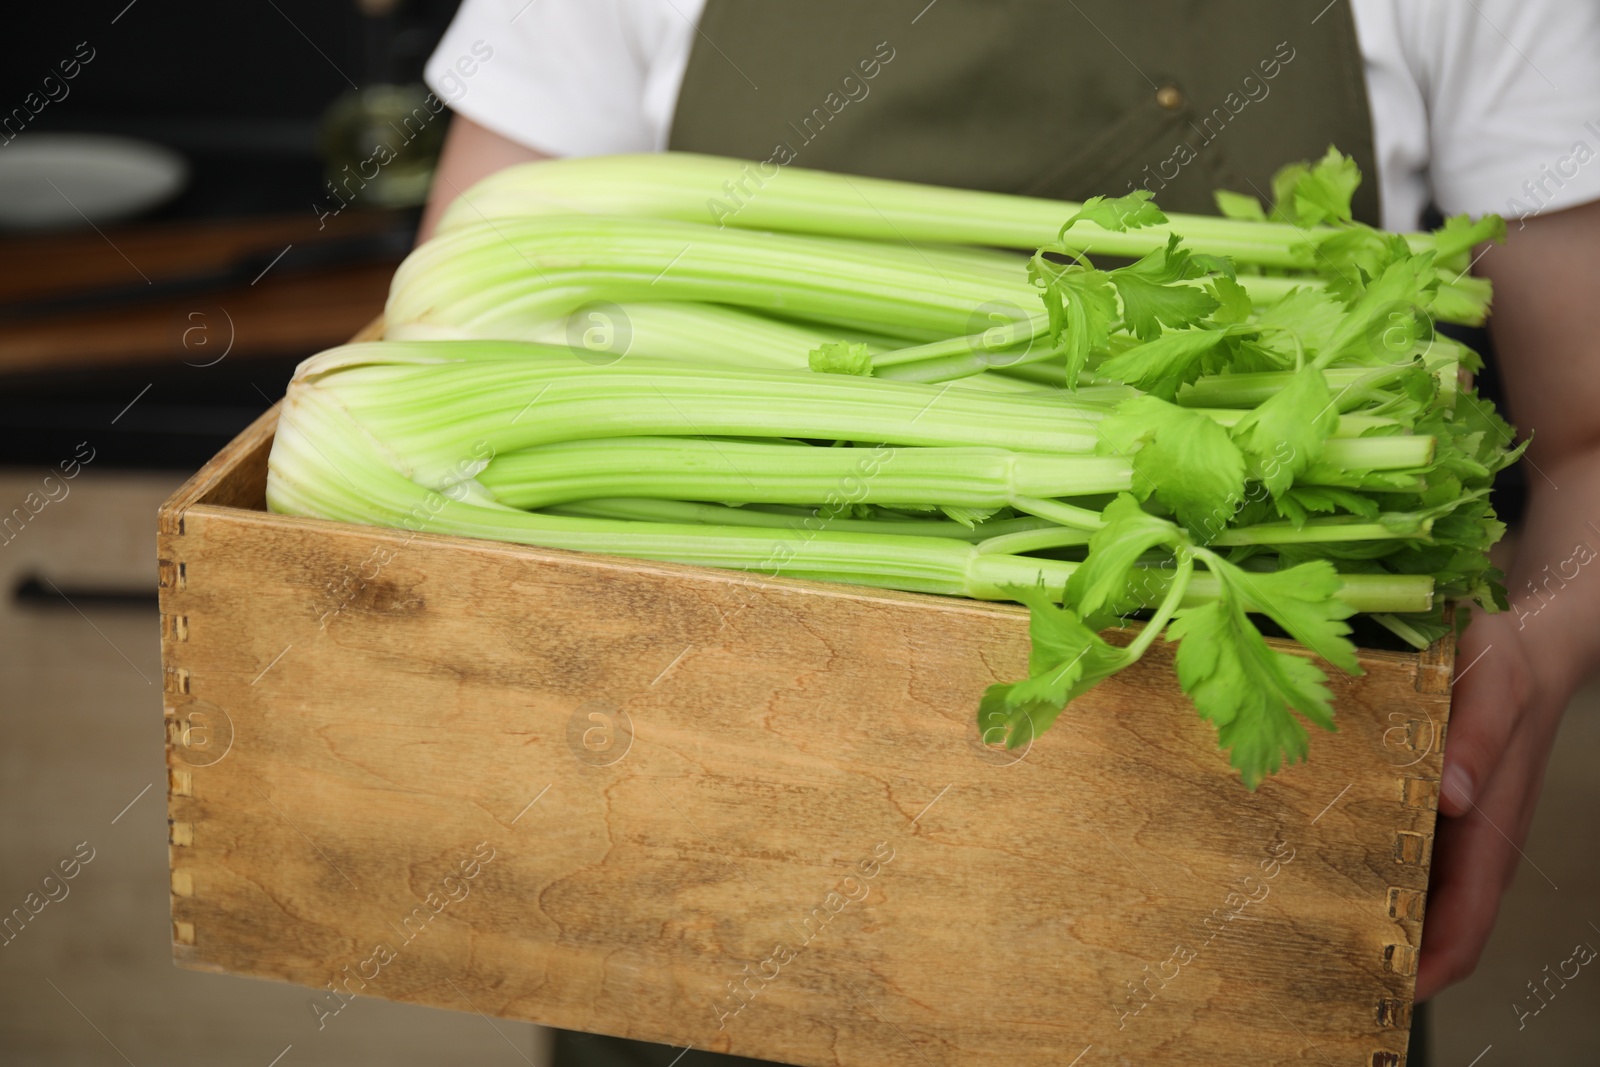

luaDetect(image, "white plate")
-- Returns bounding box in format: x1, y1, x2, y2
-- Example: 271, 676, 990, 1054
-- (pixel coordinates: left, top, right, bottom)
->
0, 134, 188, 230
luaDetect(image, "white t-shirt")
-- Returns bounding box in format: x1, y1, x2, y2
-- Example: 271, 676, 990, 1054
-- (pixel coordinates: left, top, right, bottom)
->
426, 0, 1600, 232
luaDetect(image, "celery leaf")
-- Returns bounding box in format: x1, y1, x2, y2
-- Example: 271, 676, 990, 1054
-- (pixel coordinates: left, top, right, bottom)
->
1029, 258, 1118, 388
1269, 161, 1311, 226
1096, 328, 1230, 399
1293, 147, 1362, 227
1229, 367, 1339, 497
1168, 554, 1351, 787
1208, 276, 1254, 325
1254, 288, 1345, 358
1432, 212, 1507, 262
1111, 274, 1220, 341
1275, 486, 1381, 528
978, 585, 1128, 748
1169, 597, 1332, 789
1211, 556, 1361, 674
1061, 190, 1167, 235
940, 504, 1000, 528
1214, 189, 1268, 221
1110, 234, 1223, 340
1319, 254, 1440, 366
1100, 395, 1247, 540
1065, 493, 1185, 618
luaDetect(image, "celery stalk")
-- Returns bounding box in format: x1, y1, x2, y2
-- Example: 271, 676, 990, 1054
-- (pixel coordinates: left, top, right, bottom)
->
477, 437, 1135, 511
437, 152, 1446, 269
431, 153, 1484, 317
549, 498, 1062, 542
302, 343, 1434, 499
268, 380, 1433, 613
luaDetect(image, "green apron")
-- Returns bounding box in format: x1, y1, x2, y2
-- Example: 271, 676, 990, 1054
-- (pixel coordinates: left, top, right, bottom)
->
667, 0, 1380, 223
556, 3, 1416, 1065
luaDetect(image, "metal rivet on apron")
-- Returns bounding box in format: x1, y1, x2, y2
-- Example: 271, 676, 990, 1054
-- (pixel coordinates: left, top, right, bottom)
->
1155, 85, 1185, 110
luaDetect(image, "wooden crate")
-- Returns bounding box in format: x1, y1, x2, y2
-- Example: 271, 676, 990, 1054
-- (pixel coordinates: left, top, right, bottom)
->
159, 344, 1450, 1066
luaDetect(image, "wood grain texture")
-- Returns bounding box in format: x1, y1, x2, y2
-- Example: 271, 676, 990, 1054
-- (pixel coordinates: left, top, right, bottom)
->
159, 414, 1450, 1067
0, 216, 399, 376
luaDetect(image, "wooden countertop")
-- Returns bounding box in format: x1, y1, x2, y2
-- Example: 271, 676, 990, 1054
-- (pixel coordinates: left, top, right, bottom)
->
0, 211, 405, 376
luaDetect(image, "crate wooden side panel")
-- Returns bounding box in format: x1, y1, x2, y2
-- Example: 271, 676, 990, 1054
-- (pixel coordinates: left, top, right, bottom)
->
159, 417, 1449, 1067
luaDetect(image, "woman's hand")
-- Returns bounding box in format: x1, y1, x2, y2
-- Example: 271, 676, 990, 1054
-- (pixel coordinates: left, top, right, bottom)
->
1415, 591, 1571, 1000
1416, 198, 1600, 997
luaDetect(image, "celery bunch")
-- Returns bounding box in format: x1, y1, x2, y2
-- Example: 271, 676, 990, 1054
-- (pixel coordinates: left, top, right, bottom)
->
269, 149, 1519, 787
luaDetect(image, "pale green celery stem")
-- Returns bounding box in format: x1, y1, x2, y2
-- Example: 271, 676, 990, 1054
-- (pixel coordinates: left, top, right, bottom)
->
963, 553, 1430, 612
512, 301, 897, 370
1187, 274, 1485, 325
424, 156, 1485, 328
1214, 266, 1485, 326
387, 217, 1041, 343
271, 386, 997, 596
476, 437, 1134, 510
877, 340, 1071, 385
976, 516, 1431, 556
437, 152, 1444, 269
1432, 273, 1492, 326
1165, 272, 1486, 327
871, 327, 1040, 369
1212, 517, 1433, 543
374, 294, 1042, 396
1123, 552, 1194, 661
1175, 357, 1455, 409
1369, 613, 1437, 650
1009, 496, 1109, 531
1187, 408, 1400, 438
1179, 569, 1428, 614
269, 383, 1435, 613
550, 498, 1062, 542
1427, 341, 1469, 408
1316, 434, 1436, 473
306, 346, 1435, 497
974, 527, 1107, 556
869, 315, 1053, 383
392, 213, 1483, 367
305, 350, 1108, 488
1012, 360, 1417, 397
949, 371, 1065, 395
995, 362, 1077, 388
487, 300, 1054, 392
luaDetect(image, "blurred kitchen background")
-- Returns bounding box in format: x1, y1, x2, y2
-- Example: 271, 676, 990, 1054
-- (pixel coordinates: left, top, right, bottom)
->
0, 2, 1593, 1065
2, 0, 547, 1063
0, 0, 451, 471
